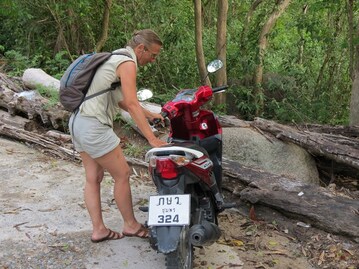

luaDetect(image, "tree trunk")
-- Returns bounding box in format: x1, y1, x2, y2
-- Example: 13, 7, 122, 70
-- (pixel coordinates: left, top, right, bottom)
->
214, 0, 228, 105
46, 3, 72, 59
347, 0, 354, 80
297, 4, 308, 65
0, 117, 148, 168
67, 7, 80, 55
349, 17, 359, 125
96, 0, 113, 52
253, 0, 291, 116
350, 68, 359, 125
194, 0, 211, 86
314, 12, 342, 100
314, 53, 330, 99
240, 0, 264, 46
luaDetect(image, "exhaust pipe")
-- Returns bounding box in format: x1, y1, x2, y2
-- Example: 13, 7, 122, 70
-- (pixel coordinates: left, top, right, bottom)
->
188, 221, 221, 246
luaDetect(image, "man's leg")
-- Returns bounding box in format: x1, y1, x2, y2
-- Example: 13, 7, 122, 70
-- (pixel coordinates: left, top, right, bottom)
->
94, 145, 147, 236
81, 152, 115, 241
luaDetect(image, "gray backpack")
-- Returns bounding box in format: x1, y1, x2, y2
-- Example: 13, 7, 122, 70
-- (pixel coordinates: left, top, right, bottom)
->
59, 51, 132, 112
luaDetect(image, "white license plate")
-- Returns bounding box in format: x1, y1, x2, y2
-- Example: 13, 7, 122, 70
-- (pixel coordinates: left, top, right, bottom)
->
148, 194, 190, 226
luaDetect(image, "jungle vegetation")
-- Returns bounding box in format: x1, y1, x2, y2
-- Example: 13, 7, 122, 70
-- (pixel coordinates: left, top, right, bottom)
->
1, 0, 359, 125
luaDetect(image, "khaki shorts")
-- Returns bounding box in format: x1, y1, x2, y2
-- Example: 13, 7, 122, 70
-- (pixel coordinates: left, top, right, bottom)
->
69, 112, 120, 159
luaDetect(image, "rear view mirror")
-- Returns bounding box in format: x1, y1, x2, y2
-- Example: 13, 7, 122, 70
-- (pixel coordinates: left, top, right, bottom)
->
137, 89, 153, 101
207, 60, 223, 73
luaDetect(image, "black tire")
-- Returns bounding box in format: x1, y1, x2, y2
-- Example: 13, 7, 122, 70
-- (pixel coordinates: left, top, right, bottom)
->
165, 226, 193, 269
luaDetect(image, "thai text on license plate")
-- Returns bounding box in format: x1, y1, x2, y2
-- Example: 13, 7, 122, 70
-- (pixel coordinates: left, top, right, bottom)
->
148, 194, 190, 226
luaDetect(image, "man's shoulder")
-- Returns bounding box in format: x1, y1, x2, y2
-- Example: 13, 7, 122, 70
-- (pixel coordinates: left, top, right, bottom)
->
112, 46, 135, 59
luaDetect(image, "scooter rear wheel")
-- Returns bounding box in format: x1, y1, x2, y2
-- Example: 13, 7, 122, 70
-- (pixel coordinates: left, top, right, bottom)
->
165, 226, 193, 269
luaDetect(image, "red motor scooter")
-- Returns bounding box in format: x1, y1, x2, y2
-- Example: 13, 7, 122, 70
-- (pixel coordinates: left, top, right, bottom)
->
142, 60, 235, 269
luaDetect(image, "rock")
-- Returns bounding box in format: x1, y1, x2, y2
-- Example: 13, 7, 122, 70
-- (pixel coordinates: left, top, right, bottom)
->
222, 127, 320, 184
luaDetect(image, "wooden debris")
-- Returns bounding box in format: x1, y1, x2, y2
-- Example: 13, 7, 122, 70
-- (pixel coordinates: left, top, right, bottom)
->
252, 117, 359, 170
222, 159, 359, 241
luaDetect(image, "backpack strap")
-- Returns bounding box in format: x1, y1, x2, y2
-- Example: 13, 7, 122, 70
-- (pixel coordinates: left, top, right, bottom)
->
83, 51, 133, 102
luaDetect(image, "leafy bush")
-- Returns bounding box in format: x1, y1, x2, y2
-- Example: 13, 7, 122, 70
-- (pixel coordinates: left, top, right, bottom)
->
36, 84, 59, 108
3, 50, 31, 76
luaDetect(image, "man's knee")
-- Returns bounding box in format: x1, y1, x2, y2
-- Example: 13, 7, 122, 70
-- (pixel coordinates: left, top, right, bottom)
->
114, 165, 131, 182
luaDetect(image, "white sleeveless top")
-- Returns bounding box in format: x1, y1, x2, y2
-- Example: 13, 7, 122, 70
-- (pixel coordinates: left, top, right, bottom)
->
79, 46, 137, 127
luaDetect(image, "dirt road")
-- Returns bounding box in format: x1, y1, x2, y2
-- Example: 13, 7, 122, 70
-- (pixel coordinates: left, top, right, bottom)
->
0, 137, 242, 268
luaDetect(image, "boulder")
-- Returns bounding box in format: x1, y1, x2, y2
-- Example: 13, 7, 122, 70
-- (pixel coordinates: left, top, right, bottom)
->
222, 127, 320, 184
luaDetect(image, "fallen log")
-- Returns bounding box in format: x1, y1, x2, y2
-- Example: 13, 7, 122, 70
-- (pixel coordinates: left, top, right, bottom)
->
0, 84, 70, 130
0, 120, 79, 162
299, 123, 359, 138
22, 68, 60, 90
0, 117, 149, 168
222, 158, 359, 241
252, 117, 359, 171
0, 73, 24, 93
0, 110, 36, 131
217, 115, 251, 128
45, 130, 72, 143
2, 69, 358, 244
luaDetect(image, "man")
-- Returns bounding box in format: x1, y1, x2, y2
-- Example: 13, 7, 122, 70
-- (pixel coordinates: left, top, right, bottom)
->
69, 29, 166, 242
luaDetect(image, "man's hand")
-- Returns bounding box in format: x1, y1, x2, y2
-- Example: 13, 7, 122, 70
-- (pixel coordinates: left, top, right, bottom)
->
148, 137, 167, 148
146, 111, 164, 122
146, 111, 165, 126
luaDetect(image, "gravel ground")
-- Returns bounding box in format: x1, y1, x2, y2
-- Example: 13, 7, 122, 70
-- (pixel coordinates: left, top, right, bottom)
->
0, 137, 242, 269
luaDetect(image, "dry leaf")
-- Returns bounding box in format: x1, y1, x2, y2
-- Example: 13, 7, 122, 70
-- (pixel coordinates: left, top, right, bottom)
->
249, 206, 258, 222
328, 244, 337, 253
301, 246, 307, 257
264, 249, 288, 256
13, 221, 29, 231
225, 212, 234, 223
343, 248, 354, 256
317, 250, 325, 265
217, 239, 244, 247
268, 240, 278, 247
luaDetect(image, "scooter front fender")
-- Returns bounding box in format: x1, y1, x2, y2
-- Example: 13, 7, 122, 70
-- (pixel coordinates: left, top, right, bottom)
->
152, 226, 182, 254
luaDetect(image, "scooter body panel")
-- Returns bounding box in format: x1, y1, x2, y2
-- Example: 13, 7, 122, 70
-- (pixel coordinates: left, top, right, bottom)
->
145, 82, 230, 268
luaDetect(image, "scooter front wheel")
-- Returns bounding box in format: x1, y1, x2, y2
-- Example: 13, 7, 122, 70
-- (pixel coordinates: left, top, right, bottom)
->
165, 226, 193, 269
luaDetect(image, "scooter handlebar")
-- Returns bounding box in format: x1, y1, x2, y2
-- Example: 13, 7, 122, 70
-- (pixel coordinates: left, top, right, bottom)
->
212, 85, 228, 93
152, 85, 228, 124
152, 111, 168, 125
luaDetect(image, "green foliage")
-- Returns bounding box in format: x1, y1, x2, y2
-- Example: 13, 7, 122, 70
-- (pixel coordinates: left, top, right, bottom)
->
123, 144, 148, 159
0, 0, 357, 125
36, 84, 59, 108
42, 51, 71, 79
2, 49, 70, 78
211, 102, 227, 116
3, 50, 31, 76
228, 86, 257, 120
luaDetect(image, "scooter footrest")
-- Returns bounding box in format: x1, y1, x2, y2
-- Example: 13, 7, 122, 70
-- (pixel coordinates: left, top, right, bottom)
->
221, 202, 237, 209
139, 206, 149, 212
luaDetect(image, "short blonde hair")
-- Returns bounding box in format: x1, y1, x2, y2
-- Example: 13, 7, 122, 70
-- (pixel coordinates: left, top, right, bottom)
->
127, 29, 162, 49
